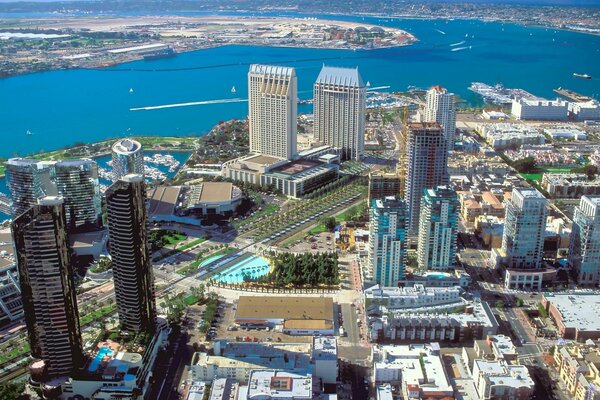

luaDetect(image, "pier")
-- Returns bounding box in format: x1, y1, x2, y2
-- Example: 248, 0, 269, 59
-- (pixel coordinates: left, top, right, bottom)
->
553, 87, 593, 103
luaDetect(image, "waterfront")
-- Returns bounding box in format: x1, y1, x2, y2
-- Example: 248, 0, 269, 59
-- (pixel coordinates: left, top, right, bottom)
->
1, 16, 599, 159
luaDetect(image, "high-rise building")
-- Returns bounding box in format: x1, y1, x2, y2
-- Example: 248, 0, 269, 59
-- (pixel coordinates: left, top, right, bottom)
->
423, 86, 456, 151
248, 64, 297, 160
403, 123, 449, 235
368, 171, 401, 201
417, 186, 459, 270
313, 65, 366, 160
106, 174, 156, 333
12, 196, 83, 378
54, 159, 101, 231
111, 138, 144, 181
369, 196, 407, 287
501, 187, 548, 269
5, 158, 56, 217
569, 196, 600, 285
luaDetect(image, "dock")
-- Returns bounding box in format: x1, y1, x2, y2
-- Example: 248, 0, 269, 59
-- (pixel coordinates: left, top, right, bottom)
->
553, 88, 592, 103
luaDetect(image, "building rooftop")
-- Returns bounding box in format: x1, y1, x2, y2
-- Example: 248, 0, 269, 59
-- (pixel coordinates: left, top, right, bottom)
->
148, 186, 181, 215
188, 182, 237, 203
244, 154, 287, 166
235, 296, 333, 322
313, 336, 337, 361
186, 381, 207, 400
374, 344, 453, 396
112, 138, 142, 155
243, 370, 312, 400
208, 378, 238, 400
270, 159, 322, 176
316, 65, 364, 87
376, 384, 393, 400
545, 292, 600, 332
249, 64, 295, 77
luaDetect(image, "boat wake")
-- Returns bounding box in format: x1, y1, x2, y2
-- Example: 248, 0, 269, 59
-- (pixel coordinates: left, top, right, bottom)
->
435, 29, 447, 35
451, 46, 469, 52
450, 41, 466, 47
130, 98, 248, 111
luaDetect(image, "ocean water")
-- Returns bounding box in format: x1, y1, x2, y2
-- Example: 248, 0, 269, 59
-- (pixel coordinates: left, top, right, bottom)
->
0, 16, 599, 159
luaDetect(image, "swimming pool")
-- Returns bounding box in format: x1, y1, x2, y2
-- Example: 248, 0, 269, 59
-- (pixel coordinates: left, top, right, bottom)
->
200, 255, 223, 268
88, 347, 113, 372
213, 255, 271, 284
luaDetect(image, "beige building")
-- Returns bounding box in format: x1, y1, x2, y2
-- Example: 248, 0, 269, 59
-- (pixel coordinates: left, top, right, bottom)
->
553, 345, 600, 400
248, 64, 297, 160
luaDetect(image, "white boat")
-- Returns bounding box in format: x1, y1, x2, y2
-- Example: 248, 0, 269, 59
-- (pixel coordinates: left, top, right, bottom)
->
231, 86, 236, 94
26, 130, 33, 136
129, 88, 134, 93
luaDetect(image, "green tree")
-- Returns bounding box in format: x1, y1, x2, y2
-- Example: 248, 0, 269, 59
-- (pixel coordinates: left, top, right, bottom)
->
323, 217, 337, 232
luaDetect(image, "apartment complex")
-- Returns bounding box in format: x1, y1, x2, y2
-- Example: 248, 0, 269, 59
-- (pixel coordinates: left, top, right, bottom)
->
417, 186, 459, 270
111, 138, 144, 181
105, 174, 156, 333
511, 98, 569, 120
368, 171, 401, 201
11, 197, 84, 378
570, 196, 600, 286
403, 123, 448, 234
423, 85, 456, 151
369, 196, 408, 287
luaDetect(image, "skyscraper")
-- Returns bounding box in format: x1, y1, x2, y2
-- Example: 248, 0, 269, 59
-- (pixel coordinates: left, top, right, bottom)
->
313, 65, 366, 160
423, 86, 456, 151
569, 196, 600, 285
106, 174, 156, 333
12, 196, 83, 378
369, 196, 407, 287
111, 138, 144, 181
368, 171, 401, 201
248, 64, 297, 160
54, 159, 101, 231
417, 186, 459, 271
403, 123, 449, 235
501, 187, 548, 269
6, 158, 56, 217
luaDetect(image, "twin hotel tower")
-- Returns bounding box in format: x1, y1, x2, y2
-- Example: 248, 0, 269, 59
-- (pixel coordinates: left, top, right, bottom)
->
3, 62, 457, 390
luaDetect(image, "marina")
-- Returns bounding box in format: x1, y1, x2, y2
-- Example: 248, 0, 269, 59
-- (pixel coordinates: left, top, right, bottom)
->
468, 82, 538, 105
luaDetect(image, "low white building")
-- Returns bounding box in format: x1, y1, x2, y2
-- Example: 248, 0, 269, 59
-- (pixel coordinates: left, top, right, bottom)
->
478, 123, 545, 150
364, 284, 462, 309
512, 98, 568, 120
472, 360, 534, 400
544, 127, 588, 141
312, 336, 338, 385
569, 100, 600, 121
238, 370, 312, 400
372, 344, 454, 399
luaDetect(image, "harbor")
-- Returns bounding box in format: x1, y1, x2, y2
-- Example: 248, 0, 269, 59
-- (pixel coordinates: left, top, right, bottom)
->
468, 82, 539, 105
554, 87, 593, 103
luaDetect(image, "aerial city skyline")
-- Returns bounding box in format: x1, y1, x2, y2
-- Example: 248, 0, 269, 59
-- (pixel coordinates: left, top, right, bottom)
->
0, 1, 600, 399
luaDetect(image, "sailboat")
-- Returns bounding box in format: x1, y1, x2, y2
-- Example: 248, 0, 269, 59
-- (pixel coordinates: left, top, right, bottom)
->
231, 86, 237, 94
129, 88, 134, 93
26, 130, 33, 136
366, 81, 371, 87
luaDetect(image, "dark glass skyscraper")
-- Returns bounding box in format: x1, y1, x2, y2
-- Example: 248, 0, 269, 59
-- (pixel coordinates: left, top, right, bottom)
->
12, 196, 84, 378
106, 174, 156, 333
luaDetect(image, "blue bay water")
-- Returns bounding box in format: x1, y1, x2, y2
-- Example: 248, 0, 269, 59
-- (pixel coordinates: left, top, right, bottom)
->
1, 17, 599, 159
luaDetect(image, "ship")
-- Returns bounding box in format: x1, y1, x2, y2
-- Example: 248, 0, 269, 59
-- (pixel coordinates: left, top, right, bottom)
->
231, 86, 236, 94
573, 73, 592, 80
142, 46, 176, 61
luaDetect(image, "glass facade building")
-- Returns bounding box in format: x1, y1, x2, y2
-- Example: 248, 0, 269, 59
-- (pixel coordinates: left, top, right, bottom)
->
369, 196, 408, 287
569, 196, 600, 285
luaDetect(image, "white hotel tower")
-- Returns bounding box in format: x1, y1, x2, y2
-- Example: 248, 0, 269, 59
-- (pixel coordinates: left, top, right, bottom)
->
248, 64, 297, 160
313, 65, 366, 161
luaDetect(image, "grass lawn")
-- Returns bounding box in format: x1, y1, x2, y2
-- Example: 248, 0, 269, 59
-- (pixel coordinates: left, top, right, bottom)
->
0, 343, 30, 365
177, 237, 206, 251
540, 166, 575, 173
0, 163, 5, 177
308, 224, 328, 235
520, 173, 543, 182
79, 304, 117, 326
163, 233, 187, 246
